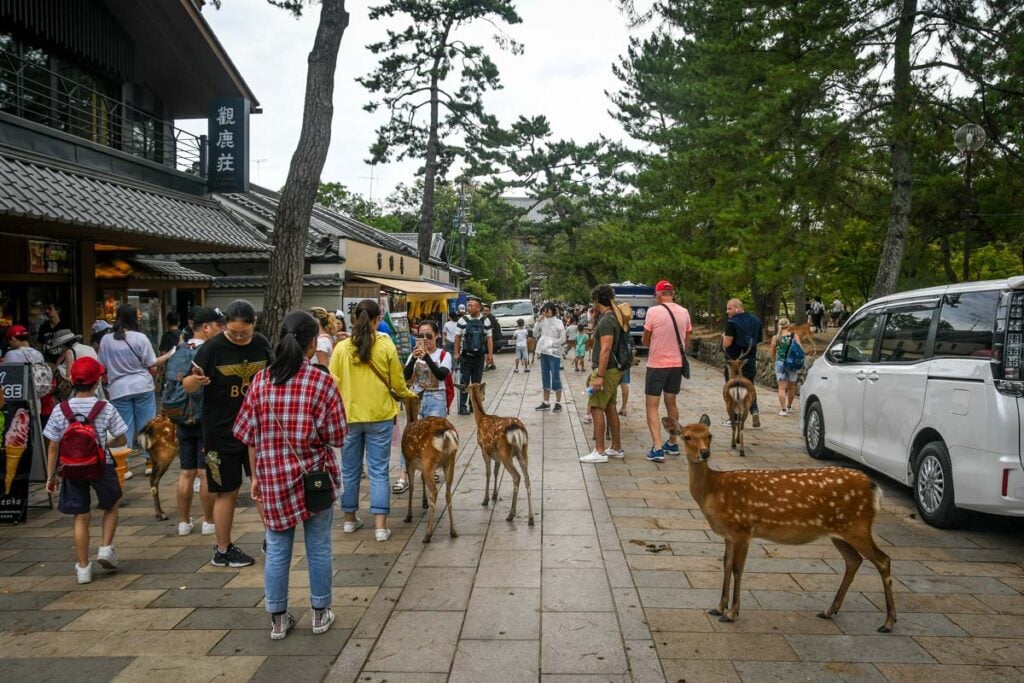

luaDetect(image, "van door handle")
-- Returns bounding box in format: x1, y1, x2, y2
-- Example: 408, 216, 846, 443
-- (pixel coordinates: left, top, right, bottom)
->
867, 371, 880, 382
855, 371, 867, 381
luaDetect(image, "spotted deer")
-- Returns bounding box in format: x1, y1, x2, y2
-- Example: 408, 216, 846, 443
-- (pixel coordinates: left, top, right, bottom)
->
663, 414, 896, 633
400, 395, 460, 543
461, 382, 534, 525
135, 414, 179, 520
723, 356, 756, 456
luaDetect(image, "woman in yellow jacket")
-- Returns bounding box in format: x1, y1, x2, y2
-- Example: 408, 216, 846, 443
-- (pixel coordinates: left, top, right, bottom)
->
329, 299, 416, 542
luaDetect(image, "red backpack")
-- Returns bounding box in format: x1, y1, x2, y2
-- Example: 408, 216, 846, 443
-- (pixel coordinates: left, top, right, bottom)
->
439, 349, 455, 413
56, 402, 107, 481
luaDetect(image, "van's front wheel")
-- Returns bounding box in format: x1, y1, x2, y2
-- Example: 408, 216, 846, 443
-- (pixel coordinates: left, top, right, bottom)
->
804, 401, 831, 460
914, 442, 963, 528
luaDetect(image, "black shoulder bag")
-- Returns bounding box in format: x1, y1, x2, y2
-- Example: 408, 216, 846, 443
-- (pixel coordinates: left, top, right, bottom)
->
662, 304, 691, 379
268, 381, 333, 514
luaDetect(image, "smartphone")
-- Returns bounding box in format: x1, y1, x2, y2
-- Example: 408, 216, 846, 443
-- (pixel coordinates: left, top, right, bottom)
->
191, 360, 204, 375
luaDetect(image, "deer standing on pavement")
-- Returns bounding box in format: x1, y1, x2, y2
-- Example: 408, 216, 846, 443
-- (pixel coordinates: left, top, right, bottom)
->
663, 414, 897, 633
462, 382, 534, 525
136, 414, 179, 520
400, 395, 460, 543
723, 356, 756, 457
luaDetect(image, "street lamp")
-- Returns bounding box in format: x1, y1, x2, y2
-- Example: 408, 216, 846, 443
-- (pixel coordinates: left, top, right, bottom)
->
954, 123, 986, 281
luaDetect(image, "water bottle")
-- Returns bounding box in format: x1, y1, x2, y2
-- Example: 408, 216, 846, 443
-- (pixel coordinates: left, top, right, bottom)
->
584, 386, 594, 397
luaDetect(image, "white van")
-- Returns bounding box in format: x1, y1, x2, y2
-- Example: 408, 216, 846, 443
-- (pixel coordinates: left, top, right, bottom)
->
800, 276, 1024, 528
489, 299, 536, 350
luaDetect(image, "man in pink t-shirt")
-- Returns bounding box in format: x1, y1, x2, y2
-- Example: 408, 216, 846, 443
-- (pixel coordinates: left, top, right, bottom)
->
641, 280, 692, 462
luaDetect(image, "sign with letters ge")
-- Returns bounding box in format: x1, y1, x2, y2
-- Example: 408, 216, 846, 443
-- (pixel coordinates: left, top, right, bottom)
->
0, 363, 28, 402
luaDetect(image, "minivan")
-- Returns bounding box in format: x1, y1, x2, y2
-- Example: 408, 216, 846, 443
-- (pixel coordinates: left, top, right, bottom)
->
800, 276, 1024, 528
489, 299, 536, 350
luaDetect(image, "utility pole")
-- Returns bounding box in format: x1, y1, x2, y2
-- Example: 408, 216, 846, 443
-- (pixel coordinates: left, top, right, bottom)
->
954, 124, 985, 282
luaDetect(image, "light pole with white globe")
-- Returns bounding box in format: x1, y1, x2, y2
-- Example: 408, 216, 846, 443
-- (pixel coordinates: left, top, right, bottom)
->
954, 123, 985, 281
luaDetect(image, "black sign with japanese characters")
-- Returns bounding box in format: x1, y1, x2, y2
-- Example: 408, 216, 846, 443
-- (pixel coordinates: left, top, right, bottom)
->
207, 98, 250, 193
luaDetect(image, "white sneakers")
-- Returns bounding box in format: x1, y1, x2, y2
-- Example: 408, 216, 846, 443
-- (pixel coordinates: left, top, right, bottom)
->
202, 521, 216, 536
778, 409, 789, 416
178, 518, 195, 536
124, 470, 133, 480
604, 448, 625, 459
76, 562, 92, 584
342, 517, 363, 534
96, 545, 118, 569
375, 528, 392, 542
579, 451, 608, 463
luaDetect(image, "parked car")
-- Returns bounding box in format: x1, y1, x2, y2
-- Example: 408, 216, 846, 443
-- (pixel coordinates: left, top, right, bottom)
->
800, 276, 1024, 528
489, 299, 536, 350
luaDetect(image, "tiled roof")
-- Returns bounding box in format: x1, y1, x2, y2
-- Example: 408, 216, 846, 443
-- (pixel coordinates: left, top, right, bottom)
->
158, 251, 273, 263
503, 196, 552, 224
128, 258, 213, 282
0, 147, 269, 251
210, 274, 344, 289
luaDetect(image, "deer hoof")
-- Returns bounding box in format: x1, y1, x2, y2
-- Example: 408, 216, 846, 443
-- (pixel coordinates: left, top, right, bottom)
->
528, 517, 535, 526
708, 608, 724, 617
877, 624, 893, 634
492, 493, 498, 501
506, 513, 514, 522
422, 536, 432, 544
718, 614, 736, 623
739, 451, 746, 457
481, 500, 489, 507
404, 515, 412, 523
155, 513, 168, 521
450, 531, 458, 539
816, 611, 833, 621
422, 501, 429, 510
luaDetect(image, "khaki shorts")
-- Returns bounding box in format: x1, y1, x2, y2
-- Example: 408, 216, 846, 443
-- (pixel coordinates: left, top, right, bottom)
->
588, 368, 622, 410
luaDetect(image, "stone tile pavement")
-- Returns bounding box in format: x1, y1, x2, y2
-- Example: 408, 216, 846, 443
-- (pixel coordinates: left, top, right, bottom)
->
0, 353, 1022, 681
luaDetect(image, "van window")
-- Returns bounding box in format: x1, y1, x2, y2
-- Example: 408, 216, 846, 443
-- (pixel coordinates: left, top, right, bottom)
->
492, 301, 533, 317
879, 309, 934, 363
840, 312, 882, 363
934, 291, 1000, 358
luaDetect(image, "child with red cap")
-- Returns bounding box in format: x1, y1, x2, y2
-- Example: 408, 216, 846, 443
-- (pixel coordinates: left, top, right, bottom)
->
44, 356, 128, 584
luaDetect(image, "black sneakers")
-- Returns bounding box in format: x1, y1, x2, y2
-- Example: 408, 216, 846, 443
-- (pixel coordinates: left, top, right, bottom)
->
535, 402, 551, 411
552, 403, 563, 413
211, 543, 255, 568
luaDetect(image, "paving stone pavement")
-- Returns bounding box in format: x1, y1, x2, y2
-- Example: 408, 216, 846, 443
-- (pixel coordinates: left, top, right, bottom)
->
1, 353, 1024, 681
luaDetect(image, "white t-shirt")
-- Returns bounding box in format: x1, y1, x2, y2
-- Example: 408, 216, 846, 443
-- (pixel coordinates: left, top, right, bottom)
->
98, 331, 157, 400
43, 397, 128, 463
3, 346, 44, 364
316, 333, 334, 356
513, 328, 529, 348
565, 324, 578, 343
832, 299, 843, 314
443, 320, 459, 345
404, 347, 453, 393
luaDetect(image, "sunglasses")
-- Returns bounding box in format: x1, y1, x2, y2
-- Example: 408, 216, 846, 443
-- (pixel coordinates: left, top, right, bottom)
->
414, 334, 434, 340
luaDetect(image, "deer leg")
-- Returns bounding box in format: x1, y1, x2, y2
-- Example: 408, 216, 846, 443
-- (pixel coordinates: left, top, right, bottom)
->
405, 463, 415, 524
710, 540, 735, 617
491, 451, 500, 502
504, 458, 521, 522
721, 537, 751, 622
738, 418, 746, 457
481, 450, 492, 507
848, 535, 897, 633
150, 459, 173, 520
445, 458, 458, 539
423, 470, 439, 543
519, 445, 534, 526
819, 537, 863, 621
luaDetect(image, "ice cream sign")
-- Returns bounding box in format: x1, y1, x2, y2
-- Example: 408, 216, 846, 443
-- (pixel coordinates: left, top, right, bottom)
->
0, 363, 28, 402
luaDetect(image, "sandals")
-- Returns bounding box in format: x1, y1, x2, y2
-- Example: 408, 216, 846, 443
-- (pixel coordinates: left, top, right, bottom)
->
392, 479, 409, 494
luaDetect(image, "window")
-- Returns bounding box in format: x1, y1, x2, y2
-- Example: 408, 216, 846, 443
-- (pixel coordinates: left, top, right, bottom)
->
840, 312, 881, 363
491, 301, 534, 317
879, 308, 934, 363
934, 290, 999, 358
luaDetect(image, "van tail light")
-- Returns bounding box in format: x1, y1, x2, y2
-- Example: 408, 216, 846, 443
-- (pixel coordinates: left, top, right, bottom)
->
1002, 469, 1011, 497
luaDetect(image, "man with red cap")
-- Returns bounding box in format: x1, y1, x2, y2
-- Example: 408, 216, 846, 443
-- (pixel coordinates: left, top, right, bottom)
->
641, 280, 692, 462
43, 357, 128, 585
3, 325, 45, 365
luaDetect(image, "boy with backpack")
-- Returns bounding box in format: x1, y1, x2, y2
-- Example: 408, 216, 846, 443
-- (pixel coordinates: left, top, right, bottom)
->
43, 357, 127, 584
162, 306, 221, 537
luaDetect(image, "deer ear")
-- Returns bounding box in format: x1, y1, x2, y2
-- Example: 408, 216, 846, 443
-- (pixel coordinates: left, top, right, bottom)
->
661, 417, 681, 435
699, 414, 711, 426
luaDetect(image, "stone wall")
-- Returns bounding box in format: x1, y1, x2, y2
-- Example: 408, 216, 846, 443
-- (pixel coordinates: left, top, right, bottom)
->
688, 337, 813, 391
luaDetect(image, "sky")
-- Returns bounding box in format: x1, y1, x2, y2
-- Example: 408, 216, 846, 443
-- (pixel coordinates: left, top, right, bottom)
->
180, 0, 647, 202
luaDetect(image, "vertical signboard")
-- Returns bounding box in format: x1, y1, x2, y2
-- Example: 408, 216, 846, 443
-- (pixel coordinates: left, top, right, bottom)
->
207, 98, 250, 193
0, 364, 35, 524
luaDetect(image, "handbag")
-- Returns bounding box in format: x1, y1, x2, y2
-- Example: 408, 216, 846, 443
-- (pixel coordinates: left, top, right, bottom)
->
269, 397, 333, 514
662, 303, 691, 380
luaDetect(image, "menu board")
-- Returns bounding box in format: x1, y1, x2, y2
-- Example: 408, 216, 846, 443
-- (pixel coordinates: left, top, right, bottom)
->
0, 363, 37, 523
28, 240, 71, 274
391, 312, 411, 362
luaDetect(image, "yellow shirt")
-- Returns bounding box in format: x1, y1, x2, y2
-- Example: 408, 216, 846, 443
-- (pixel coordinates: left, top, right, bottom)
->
329, 332, 416, 423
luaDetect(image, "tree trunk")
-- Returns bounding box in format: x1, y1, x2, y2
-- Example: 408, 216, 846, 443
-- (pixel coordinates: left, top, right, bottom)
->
940, 234, 958, 282
793, 274, 806, 323
871, 0, 916, 300
261, 0, 349, 338
417, 24, 453, 267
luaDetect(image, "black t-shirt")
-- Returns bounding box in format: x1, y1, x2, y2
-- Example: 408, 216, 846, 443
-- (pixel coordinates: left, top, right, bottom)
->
192, 331, 273, 453
724, 321, 742, 360
159, 329, 181, 354
37, 320, 71, 363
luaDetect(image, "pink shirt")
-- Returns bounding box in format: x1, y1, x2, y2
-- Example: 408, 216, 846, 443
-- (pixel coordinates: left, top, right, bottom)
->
644, 303, 692, 369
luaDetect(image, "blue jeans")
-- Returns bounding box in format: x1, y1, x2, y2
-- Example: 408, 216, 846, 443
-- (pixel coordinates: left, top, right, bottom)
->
264, 507, 334, 614
400, 392, 446, 470
111, 391, 157, 447
540, 354, 562, 392
341, 420, 393, 514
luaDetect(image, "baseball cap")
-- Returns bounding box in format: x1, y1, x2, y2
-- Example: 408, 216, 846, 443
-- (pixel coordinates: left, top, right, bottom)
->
70, 357, 105, 385
655, 280, 675, 293
192, 306, 225, 326
4, 325, 29, 341
91, 319, 112, 334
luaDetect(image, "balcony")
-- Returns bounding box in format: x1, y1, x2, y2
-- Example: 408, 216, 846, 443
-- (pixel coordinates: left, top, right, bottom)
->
0, 48, 206, 179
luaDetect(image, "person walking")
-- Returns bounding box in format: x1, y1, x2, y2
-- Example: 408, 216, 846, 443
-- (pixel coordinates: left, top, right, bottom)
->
309, 307, 337, 367
43, 357, 126, 584
641, 280, 692, 462
163, 307, 222, 537
722, 298, 762, 427
184, 300, 272, 569
99, 305, 159, 448
454, 297, 493, 415
442, 312, 459, 354
769, 317, 802, 415
830, 296, 843, 328
159, 311, 182, 354
580, 285, 625, 463
481, 304, 501, 370
533, 303, 567, 412
810, 296, 825, 331
512, 319, 530, 373
233, 311, 347, 640
329, 299, 417, 542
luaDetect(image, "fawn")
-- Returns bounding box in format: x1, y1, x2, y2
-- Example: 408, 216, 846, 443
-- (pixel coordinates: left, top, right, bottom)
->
663, 414, 896, 633
400, 395, 460, 543
461, 382, 534, 525
136, 414, 179, 520
723, 357, 756, 456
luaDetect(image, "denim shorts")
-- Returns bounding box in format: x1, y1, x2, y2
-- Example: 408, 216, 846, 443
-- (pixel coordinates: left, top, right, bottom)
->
775, 360, 799, 383
516, 345, 528, 361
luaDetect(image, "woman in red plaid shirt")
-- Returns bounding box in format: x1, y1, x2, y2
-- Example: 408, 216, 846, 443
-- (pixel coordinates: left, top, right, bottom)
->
234, 311, 347, 641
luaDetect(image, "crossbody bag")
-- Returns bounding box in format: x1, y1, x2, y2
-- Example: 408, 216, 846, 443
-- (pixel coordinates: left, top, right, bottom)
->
661, 304, 691, 380
267, 380, 333, 514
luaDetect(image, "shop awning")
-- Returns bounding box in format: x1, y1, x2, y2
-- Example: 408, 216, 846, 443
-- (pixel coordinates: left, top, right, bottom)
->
96, 257, 212, 285
355, 275, 458, 302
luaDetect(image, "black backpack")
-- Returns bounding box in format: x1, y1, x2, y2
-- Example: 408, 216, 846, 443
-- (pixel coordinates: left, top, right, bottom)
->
462, 317, 486, 357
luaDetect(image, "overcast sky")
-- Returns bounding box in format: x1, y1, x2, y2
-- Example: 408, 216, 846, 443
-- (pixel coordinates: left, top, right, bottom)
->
181, 0, 646, 201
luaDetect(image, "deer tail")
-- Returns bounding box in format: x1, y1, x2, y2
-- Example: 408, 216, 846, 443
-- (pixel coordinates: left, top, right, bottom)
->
135, 422, 154, 452
871, 481, 883, 513
442, 429, 459, 456
506, 426, 528, 450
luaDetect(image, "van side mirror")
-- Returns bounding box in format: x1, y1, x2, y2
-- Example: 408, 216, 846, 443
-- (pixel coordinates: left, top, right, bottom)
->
827, 344, 843, 363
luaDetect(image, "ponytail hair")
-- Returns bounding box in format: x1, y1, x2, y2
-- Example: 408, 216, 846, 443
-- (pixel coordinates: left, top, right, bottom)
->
113, 304, 139, 341
270, 310, 319, 385
351, 299, 380, 363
